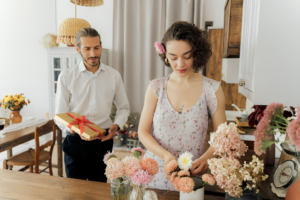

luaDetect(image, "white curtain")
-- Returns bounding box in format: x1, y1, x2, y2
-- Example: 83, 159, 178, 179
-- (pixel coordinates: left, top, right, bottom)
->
112, 0, 202, 112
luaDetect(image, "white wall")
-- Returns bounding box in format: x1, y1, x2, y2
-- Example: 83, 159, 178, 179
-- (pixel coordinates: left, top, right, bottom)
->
0, 0, 114, 163
0, 0, 114, 120
0, 0, 56, 119
202, 0, 227, 29
56, 0, 114, 66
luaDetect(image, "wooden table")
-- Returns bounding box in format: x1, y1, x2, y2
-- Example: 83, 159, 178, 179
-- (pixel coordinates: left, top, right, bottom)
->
0, 122, 63, 177
0, 170, 224, 200
0, 164, 285, 200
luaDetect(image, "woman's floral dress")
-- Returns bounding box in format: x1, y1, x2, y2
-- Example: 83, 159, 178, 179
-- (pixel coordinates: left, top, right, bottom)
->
143, 75, 220, 191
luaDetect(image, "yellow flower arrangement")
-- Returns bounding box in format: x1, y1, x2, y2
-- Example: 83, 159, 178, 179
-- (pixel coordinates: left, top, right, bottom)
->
1, 94, 30, 112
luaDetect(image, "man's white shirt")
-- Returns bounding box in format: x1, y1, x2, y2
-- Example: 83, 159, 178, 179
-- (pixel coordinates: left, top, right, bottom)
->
55, 61, 130, 132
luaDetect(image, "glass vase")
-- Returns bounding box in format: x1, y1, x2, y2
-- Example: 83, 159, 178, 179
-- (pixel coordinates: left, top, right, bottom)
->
110, 176, 131, 200
129, 184, 145, 200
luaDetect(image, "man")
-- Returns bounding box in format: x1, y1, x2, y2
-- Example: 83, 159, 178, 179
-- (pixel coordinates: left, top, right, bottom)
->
55, 27, 130, 182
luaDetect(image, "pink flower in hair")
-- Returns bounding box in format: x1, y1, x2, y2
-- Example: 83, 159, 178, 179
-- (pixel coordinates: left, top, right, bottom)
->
154, 41, 165, 54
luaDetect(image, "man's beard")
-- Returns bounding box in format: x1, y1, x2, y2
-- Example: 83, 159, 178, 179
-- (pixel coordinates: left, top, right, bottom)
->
80, 52, 101, 67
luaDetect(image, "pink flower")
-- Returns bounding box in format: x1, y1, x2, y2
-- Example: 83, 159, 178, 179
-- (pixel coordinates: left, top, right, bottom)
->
178, 170, 190, 177
264, 103, 284, 119
140, 158, 159, 175
287, 111, 300, 151
210, 123, 248, 158
254, 103, 284, 155
105, 158, 124, 180
173, 177, 181, 191
131, 147, 145, 158
178, 177, 195, 193
154, 41, 165, 54
170, 172, 177, 183
122, 156, 142, 177
208, 157, 243, 197
166, 160, 179, 173
103, 151, 117, 164
130, 169, 154, 185
202, 174, 216, 186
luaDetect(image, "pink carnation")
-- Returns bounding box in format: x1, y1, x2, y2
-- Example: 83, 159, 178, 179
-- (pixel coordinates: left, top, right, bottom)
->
105, 158, 124, 180
131, 147, 145, 157
130, 169, 154, 185
202, 174, 216, 186
170, 172, 177, 183
178, 177, 194, 193
154, 41, 165, 54
140, 158, 159, 175
166, 160, 178, 173
103, 151, 117, 164
122, 156, 142, 177
173, 177, 181, 191
178, 170, 190, 177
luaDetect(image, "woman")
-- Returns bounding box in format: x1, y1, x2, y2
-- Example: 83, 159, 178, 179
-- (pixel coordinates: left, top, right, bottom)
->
138, 21, 226, 191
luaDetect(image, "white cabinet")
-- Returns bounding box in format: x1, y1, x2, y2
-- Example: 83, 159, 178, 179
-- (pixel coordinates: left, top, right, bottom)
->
47, 47, 108, 119
238, 0, 300, 107
222, 58, 240, 84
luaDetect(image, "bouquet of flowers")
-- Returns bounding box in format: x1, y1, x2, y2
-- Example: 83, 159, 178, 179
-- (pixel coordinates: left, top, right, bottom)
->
166, 151, 215, 194
1, 94, 30, 112
207, 123, 268, 198
104, 147, 159, 200
253, 103, 300, 161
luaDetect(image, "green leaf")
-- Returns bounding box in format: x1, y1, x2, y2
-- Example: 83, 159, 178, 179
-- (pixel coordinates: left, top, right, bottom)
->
262, 140, 275, 150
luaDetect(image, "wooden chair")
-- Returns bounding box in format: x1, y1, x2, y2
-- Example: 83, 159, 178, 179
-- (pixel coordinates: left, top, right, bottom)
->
3, 120, 57, 175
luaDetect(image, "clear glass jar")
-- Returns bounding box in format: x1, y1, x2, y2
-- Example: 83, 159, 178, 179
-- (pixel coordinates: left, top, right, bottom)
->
129, 184, 145, 200
110, 176, 131, 200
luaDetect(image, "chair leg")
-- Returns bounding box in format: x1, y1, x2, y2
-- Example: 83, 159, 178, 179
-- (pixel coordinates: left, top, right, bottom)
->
3, 160, 8, 170
48, 158, 53, 176
29, 165, 33, 173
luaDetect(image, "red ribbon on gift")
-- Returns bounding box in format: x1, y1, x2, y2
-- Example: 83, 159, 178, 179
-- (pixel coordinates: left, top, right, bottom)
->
67, 113, 102, 137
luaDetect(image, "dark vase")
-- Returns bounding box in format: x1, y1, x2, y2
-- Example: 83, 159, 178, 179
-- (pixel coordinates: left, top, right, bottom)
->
225, 186, 262, 200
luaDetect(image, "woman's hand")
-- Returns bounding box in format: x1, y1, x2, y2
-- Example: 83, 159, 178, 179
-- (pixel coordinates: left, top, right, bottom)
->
190, 156, 208, 176
163, 152, 176, 179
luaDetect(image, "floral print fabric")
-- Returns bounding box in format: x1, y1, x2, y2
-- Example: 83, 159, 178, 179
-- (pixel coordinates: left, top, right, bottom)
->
144, 75, 220, 191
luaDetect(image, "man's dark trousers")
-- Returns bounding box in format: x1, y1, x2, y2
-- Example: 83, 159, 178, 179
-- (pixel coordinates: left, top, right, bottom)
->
62, 129, 113, 182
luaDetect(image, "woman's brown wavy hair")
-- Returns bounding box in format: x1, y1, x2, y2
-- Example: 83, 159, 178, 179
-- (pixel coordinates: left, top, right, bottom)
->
159, 21, 212, 72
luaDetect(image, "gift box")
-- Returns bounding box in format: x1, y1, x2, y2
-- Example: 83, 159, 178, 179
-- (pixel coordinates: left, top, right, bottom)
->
54, 112, 106, 140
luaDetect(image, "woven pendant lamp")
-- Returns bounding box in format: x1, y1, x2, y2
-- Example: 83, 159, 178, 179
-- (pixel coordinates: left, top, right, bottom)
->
56, 0, 92, 46
57, 18, 91, 46
70, 0, 103, 7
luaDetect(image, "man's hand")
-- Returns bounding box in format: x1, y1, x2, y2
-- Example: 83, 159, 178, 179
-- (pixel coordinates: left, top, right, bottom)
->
101, 124, 119, 142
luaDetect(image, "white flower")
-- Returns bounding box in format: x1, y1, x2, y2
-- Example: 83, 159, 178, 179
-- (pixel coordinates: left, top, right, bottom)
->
178, 151, 194, 171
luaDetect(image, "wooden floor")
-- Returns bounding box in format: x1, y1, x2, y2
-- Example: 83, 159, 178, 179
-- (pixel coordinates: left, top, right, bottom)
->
1, 144, 135, 183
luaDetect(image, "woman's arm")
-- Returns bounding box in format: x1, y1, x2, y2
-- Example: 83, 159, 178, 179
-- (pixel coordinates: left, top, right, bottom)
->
190, 85, 227, 175
138, 85, 176, 178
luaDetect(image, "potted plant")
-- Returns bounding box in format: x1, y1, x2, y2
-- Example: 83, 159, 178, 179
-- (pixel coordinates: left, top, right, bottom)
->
1, 94, 30, 124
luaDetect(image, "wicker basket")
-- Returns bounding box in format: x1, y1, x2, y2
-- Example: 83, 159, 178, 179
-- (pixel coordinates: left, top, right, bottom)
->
70, 0, 103, 7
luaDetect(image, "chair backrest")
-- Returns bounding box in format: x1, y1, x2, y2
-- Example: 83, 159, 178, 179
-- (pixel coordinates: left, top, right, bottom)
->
34, 120, 57, 173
